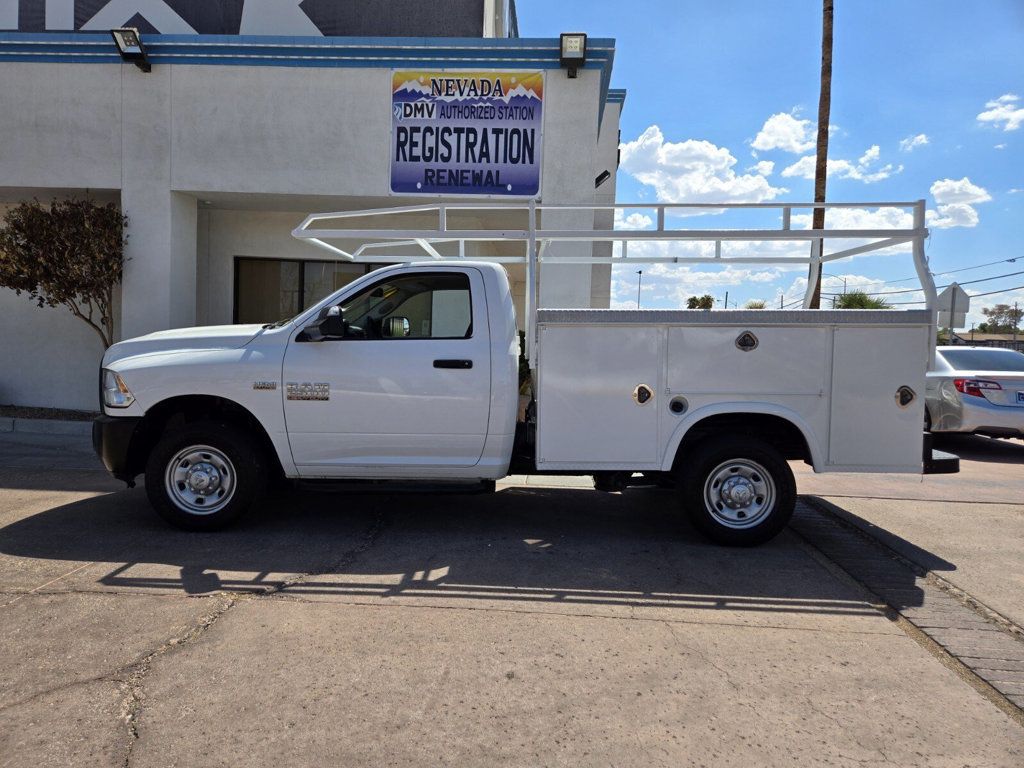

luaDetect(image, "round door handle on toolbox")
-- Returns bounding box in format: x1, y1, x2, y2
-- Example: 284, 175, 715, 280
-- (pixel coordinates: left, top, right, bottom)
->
633, 384, 653, 405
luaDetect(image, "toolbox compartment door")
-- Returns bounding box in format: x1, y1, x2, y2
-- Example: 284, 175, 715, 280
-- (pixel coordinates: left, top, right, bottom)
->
536, 325, 661, 467
828, 326, 928, 470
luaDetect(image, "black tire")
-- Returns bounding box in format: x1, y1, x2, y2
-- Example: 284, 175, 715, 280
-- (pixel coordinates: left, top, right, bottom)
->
677, 436, 796, 546
144, 421, 265, 531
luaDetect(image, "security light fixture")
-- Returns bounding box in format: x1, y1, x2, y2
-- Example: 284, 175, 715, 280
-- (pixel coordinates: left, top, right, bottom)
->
594, 170, 611, 188
560, 32, 587, 78
111, 27, 150, 72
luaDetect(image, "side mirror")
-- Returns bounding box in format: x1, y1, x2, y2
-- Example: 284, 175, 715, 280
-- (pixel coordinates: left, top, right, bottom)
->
320, 306, 347, 338
382, 316, 411, 338
297, 305, 347, 342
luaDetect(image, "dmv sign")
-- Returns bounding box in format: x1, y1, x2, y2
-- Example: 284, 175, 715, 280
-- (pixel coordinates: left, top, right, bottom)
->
390, 71, 544, 196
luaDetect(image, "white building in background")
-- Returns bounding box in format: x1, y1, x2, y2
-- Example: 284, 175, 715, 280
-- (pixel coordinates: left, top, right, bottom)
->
0, 0, 624, 409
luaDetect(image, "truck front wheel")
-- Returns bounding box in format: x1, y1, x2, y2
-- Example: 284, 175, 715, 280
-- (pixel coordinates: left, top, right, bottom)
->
144, 421, 265, 531
678, 436, 795, 546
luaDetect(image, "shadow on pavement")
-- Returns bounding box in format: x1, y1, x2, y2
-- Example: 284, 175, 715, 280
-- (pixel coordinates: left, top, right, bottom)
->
932, 433, 1024, 465
0, 482, 943, 617
0, 469, 122, 494
803, 496, 957, 577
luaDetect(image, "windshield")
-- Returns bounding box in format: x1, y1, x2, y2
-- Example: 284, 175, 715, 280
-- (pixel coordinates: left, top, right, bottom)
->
939, 348, 1024, 372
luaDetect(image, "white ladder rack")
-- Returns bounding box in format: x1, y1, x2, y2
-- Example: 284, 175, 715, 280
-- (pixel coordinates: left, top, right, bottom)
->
292, 200, 936, 365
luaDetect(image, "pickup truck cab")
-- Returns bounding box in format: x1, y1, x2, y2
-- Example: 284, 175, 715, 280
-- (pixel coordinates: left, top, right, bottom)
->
94, 259, 955, 545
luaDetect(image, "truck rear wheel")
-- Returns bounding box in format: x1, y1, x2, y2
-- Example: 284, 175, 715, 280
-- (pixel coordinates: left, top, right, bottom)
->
144, 421, 265, 531
678, 436, 795, 546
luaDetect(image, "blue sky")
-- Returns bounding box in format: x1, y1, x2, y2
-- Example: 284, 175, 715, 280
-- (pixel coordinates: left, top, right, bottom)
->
518, 0, 1024, 326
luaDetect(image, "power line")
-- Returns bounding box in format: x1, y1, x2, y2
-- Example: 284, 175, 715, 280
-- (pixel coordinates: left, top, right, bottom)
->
889, 283, 1024, 305
821, 269, 1024, 297
871, 256, 1019, 285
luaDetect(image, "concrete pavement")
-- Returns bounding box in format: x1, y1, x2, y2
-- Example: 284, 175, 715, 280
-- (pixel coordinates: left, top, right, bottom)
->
795, 434, 1024, 628
0, 431, 1022, 766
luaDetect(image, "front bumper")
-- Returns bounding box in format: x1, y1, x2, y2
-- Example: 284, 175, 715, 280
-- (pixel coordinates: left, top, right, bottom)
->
92, 415, 142, 483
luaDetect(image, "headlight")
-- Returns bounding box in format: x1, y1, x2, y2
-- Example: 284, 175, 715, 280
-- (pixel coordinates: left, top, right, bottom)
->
102, 369, 135, 408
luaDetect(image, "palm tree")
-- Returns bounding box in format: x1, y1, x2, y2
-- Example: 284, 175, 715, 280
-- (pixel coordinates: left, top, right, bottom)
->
807, 0, 833, 309
835, 290, 889, 309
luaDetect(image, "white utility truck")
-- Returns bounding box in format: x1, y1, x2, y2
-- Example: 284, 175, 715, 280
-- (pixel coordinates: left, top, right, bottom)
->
93, 201, 957, 544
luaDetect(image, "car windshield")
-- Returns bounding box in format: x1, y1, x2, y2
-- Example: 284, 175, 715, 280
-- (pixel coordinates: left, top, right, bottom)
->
940, 348, 1024, 372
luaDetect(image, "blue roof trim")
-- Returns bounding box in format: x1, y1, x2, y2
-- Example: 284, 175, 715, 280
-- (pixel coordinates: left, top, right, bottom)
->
607, 88, 627, 106
0, 31, 616, 134
0, 32, 613, 69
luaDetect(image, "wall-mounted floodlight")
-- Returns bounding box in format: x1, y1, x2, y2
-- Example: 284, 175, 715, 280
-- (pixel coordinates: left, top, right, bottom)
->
560, 32, 587, 78
111, 27, 150, 72
595, 170, 611, 188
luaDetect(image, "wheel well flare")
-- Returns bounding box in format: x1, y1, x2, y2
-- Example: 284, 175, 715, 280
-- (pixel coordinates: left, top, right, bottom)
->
672, 412, 813, 471
124, 395, 280, 480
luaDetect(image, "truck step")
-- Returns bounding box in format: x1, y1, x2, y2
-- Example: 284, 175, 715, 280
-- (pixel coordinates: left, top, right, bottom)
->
294, 478, 496, 495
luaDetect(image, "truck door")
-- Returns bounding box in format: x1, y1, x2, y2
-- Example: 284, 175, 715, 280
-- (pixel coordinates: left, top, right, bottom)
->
282, 268, 491, 474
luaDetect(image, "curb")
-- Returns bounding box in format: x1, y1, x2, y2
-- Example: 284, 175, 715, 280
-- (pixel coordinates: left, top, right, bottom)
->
0, 418, 94, 436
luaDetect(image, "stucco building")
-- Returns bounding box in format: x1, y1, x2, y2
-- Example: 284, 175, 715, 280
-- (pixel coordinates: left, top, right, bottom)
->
0, 0, 623, 409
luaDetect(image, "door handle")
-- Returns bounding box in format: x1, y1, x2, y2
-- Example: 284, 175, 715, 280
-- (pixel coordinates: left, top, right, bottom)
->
434, 359, 473, 369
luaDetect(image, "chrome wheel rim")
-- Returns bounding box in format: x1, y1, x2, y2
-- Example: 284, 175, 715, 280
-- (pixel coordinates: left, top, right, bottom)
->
164, 445, 236, 515
703, 458, 776, 530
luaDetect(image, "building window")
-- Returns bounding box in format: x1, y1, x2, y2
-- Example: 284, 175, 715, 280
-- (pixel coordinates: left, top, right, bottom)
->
233, 257, 370, 324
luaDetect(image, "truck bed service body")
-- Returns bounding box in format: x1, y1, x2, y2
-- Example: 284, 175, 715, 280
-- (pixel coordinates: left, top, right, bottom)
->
93, 200, 957, 545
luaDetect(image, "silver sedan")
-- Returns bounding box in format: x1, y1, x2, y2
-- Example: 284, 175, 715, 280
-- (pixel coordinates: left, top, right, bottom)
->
926, 346, 1024, 437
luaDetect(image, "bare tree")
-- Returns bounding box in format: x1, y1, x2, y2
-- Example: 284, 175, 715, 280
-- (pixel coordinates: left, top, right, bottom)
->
807, 0, 834, 309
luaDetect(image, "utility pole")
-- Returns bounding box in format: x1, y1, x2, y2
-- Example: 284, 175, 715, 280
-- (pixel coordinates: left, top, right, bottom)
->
807, 0, 833, 308
723, 291, 729, 309
780, 293, 784, 309
636, 270, 643, 309
1015, 301, 1019, 349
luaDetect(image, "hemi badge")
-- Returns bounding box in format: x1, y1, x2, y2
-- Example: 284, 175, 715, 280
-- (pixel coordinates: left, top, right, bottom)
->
253, 381, 278, 390
286, 382, 330, 401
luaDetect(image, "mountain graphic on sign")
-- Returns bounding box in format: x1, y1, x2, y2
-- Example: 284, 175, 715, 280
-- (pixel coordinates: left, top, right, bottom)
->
394, 79, 431, 96
501, 84, 541, 103
392, 81, 542, 106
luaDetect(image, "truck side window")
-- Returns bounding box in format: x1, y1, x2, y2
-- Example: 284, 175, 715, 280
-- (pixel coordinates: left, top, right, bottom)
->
337, 272, 472, 340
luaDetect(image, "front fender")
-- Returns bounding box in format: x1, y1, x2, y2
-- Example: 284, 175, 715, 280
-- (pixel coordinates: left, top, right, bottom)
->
660, 401, 825, 472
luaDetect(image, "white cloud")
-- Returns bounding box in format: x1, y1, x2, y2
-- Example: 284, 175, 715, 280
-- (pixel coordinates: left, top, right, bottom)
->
610, 261, 789, 309
930, 177, 992, 205
926, 203, 979, 229
899, 134, 929, 152
781, 181, 989, 232
619, 125, 787, 207
613, 209, 654, 230
927, 176, 991, 229
858, 145, 880, 165
995, 143, 1007, 150
747, 160, 775, 176
780, 146, 902, 184
977, 94, 1024, 132
791, 207, 913, 231
779, 155, 816, 179
751, 112, 815, 153
1009, 188, 1023, 194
